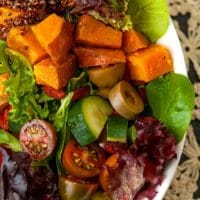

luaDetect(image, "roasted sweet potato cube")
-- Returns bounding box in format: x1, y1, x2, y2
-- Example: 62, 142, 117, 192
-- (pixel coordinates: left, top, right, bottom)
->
76, 15, 122, 49
0, 72, 9, 110
31, 14, 74, 65
0, 73, 9, 96
127, 44, 173, 83
73, 47, 126, 67
6, 26, 48, 65
0, 7, 21, 26
123, 29, 149, 54
34, 56, 76, 90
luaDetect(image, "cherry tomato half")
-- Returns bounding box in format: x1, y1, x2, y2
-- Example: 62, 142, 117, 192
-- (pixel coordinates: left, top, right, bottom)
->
19, 119, 57, 160
62, 139, 105, 178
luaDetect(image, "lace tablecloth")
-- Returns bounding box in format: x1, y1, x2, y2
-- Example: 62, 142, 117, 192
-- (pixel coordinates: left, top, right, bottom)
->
165, 1, 200, 199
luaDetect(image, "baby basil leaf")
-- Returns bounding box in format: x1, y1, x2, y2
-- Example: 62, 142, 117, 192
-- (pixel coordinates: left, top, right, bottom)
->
146, 73, 195, 142
0, 129, 22, 152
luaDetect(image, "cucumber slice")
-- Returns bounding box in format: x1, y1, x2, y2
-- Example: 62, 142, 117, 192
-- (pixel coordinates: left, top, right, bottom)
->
128, 125, 137, 144
68, 95, 112, 146
107, 115, 128, 143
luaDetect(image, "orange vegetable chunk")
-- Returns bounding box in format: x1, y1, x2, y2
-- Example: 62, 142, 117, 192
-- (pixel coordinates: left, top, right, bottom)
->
123, 29, 149, 54
0, 73, 9, 96
0, 72, 9, 110
34, 55, 76, 90
74, 47, 126, 67
31, 14, 74, 65
6, 26, 48, 65
76, 15, 122, 49
127, 44, 173, 83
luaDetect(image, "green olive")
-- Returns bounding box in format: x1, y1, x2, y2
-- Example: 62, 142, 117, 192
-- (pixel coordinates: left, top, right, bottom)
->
109, 81, 144, 120
87, 64, 125, 88
58, 176, 98, 200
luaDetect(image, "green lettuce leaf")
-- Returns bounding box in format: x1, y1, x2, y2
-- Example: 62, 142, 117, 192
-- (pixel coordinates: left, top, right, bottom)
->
3, 48, 50, 133
0, 40, 9, 74
107, 0, 128, 12
87, 0, 132, 31
127, 0, 169, 42
146, 73, 195, 142
53, 92, 74, 175
89, 10, 133, 31
0, 129, 22, 152
67, 71, 89, 92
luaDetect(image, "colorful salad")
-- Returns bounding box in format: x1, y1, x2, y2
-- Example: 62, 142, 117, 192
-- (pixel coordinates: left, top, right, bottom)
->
0, 0, 195, 200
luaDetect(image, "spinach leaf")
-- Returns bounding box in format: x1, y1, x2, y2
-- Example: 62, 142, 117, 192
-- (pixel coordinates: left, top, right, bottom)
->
67, 71, 96, 95
0, 129, 22, 152
127, 0, 169, 42
53, 92, 73, 175
146, 73, 195, 142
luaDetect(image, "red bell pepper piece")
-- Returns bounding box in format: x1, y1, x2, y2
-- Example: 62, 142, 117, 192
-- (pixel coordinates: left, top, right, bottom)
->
42, 85, 65, 100
0, 106, 11, 131
72, 85, 90, 101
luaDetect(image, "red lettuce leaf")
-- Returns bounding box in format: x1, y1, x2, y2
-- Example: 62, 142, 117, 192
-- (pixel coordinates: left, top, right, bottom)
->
0, 146, 59, 200
133, 117, 177, 199
71, 0, 102, 13
100, 117, 177, 199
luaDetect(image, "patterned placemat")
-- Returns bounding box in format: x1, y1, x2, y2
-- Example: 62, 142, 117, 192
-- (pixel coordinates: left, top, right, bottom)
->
165, 1, 200, 199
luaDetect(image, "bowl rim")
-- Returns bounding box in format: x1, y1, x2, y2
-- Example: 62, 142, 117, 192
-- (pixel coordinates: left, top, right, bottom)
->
154, 19, 187, 200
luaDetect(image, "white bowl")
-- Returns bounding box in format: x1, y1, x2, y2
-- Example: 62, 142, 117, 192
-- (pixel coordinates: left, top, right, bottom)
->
154, 19, 187, 200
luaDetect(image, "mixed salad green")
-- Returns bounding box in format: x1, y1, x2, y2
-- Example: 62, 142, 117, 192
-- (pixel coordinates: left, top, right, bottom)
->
77, 0, 169, 42
0, 0, 195, 200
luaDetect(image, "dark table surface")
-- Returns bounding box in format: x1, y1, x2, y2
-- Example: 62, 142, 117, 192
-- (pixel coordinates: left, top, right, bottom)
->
165, 1, 200, 200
